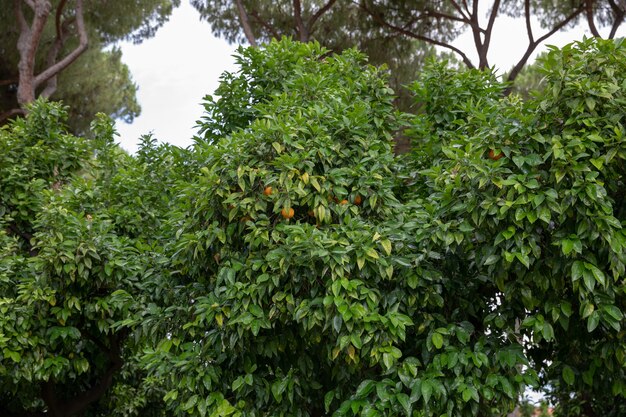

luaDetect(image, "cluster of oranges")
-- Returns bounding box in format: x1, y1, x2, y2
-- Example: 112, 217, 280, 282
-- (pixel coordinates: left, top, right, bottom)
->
262, 185, 362, 220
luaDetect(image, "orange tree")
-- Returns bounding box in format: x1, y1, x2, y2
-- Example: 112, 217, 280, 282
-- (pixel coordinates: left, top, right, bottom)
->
401, 37, 626, 417
0, 101, 188, 416
140, 39, 535, 417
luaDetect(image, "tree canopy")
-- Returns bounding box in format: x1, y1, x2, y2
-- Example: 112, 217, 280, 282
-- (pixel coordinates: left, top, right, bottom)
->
1, 37, 626, 417
191, 0, 626, 87
0, 0, 179, 131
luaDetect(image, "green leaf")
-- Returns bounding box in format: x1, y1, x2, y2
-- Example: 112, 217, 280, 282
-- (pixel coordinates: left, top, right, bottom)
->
324, 391, 335, 412
484, 254, 499, 266
355, 380, 375, 398
421, 380, 433, 405
588, 264, 606, 286
431, 332, 444, 349
590, 157, 604, 170
380, 239, 392, 256
232, 377, 244, 391
271, 380, 287, 402
216, 399, 236, 416
182, 394, 198, 411
587, 312, 600, 332
396, 393, 411, 416
562, 239, 574, 255
583, 270, 596, 291
311, 177, 321, 192
603, 305, 623, 321
332, 315, 342, 333
571, 261, 584, 281
563, 366, 575, 385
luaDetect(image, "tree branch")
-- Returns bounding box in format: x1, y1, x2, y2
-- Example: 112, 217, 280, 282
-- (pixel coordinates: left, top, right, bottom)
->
249, 9, 281, 39
0, 108, 26, 124
40, 2, 73, 99
23, 0, 52, 75
0, 78, 19, 86
461, 0, 471, 16
524, 0, 534, 44
608, 0, 625, 38
482, 0, 501, 51
308, 0, 337, 30
55, 0, 68, 39
360, 1, 475, 68
40, 331, 128, 417
506, 3, 584, 86
234, 0, 257, 46
585, 0, 601, 37
34, 0, 88, 88
448, 0, 470, 20
423, 7, 469, 25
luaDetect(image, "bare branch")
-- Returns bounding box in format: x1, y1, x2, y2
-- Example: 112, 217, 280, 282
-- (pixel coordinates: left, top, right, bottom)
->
608, 0, 625, 38
585, 0, 601, 36
360, 1, 475, 68
249, 9, 281, 39
34, 0, 88, 88
524, 0, 534, 43
0, 78, 18, 86
424, 8, 469, 25
234, 0, 257, 46
54, 0, 68, 38
40, 1, 72, 99
507, 3, 584, 85
461, 0, 471, 16
0, 108, 26, 123
308, 0, 337, 30
483, 0, 501, 49
448, 0, 470, 20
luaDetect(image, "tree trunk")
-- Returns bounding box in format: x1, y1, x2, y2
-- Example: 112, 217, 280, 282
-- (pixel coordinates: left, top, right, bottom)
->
13, 0, 88, 109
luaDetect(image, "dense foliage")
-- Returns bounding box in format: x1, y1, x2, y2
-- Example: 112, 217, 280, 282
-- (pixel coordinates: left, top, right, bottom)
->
1, 37, 625, 417
0, 102, 188, 416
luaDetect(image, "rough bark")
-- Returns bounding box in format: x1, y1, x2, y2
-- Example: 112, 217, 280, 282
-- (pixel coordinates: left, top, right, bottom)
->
13, 0, 88, 109
293, 0, 309, 42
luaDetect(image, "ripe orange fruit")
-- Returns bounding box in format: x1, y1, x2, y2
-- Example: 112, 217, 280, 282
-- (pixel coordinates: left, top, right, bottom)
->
339, 199, 348, 205
263, 186, 273, 196
353, 195, 362, 205
281, 207, 295, 219
488, 149, 504, 160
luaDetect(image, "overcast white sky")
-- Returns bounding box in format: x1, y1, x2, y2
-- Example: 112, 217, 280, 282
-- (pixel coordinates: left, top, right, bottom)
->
115, 2, 623, 153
